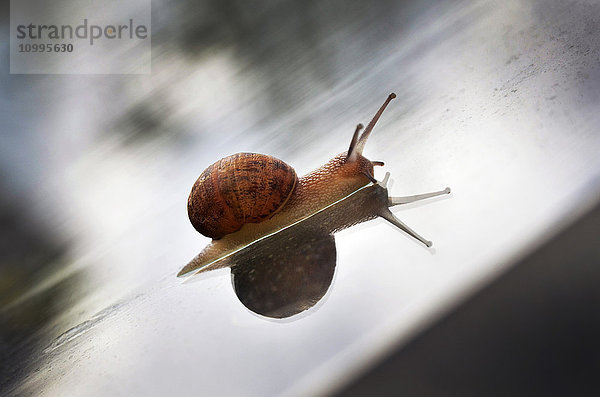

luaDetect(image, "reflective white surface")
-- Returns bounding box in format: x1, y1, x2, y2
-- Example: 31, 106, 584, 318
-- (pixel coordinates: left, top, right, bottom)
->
2, 0, 600, 396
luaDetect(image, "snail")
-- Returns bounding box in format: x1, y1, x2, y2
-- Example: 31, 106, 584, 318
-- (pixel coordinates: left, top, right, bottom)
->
187, 93, 396, 240
179, 93, 450, 277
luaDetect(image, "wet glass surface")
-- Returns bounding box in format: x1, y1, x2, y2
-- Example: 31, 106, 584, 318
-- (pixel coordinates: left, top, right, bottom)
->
2, 0, 600, 396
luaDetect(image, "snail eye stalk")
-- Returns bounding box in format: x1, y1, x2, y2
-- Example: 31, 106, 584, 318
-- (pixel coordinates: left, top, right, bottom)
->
354, 93, 396, 156
347, 124, 363, 161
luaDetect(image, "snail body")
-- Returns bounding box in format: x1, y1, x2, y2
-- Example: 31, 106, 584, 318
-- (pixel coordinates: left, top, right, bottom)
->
187, 94, 396, 239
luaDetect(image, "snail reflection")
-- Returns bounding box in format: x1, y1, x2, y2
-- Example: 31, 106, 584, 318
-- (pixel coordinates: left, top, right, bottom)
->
182, 176, 449, 318
178, 93, 450, 318
230, 233, 336, 319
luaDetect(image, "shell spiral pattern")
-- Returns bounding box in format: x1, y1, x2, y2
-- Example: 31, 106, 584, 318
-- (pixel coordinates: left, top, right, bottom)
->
187, 153, 297, 239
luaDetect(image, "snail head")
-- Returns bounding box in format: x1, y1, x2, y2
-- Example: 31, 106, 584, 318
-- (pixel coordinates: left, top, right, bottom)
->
343, 93, 396, 183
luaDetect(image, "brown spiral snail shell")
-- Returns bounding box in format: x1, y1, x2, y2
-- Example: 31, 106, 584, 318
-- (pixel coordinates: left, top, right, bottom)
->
187, 93, 397, 241
188, 153, 298, 239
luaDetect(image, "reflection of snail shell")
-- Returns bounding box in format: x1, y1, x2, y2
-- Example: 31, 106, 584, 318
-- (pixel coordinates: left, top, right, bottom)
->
231, 234, 336, 318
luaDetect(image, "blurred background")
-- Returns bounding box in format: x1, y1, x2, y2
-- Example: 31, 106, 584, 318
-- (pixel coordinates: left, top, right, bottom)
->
1, 0, 599, 396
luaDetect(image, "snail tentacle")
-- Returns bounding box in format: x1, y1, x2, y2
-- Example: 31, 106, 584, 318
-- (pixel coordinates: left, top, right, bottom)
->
362, 171, 378, 184
347, 123, 363, 162
354, 93, 396, 155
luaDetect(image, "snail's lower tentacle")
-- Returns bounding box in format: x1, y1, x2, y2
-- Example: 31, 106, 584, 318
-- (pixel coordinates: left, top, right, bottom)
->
362, 172, 378, 184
